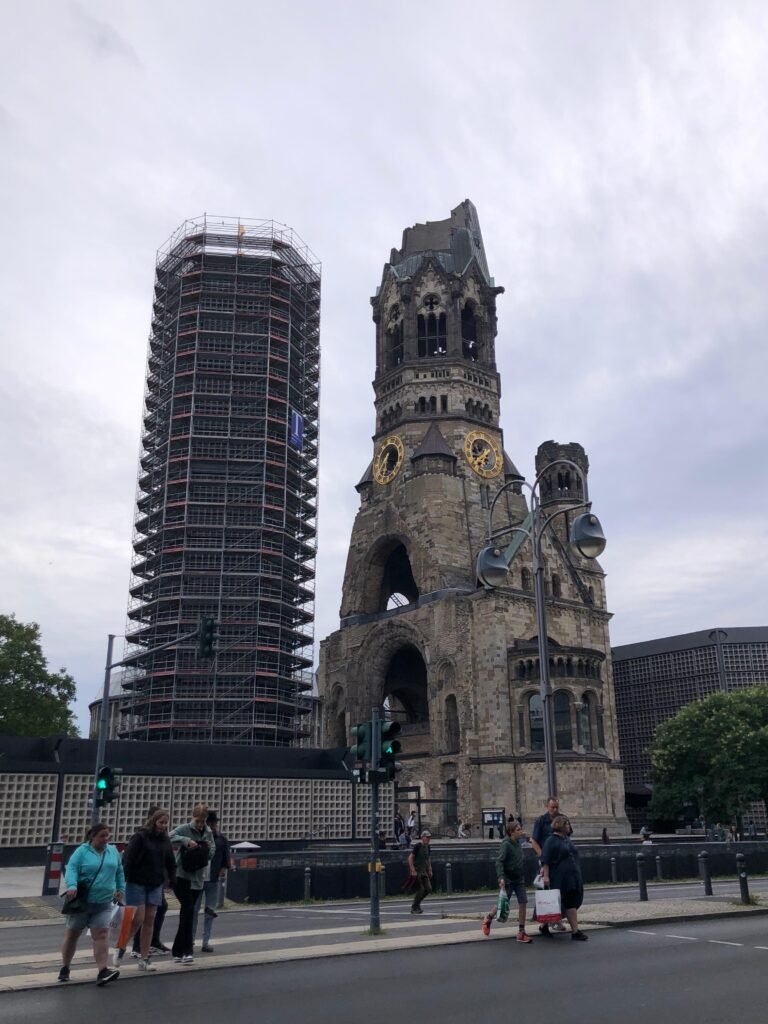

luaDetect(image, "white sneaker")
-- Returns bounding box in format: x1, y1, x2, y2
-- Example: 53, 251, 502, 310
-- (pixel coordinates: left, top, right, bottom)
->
181, 955, 194, 964
137, 959, 156, 972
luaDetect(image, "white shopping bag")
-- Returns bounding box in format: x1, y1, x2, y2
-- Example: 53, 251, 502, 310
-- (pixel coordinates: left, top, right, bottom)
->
534, 888, 562, 923
108, 903, 125, 946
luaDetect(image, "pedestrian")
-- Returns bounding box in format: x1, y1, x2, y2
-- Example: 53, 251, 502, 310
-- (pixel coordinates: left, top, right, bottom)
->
169, 802, 215, 964
394, 809, 405, 844
601, 828, 610, 845
121, 807, 176, 972
129, 805, 173, 959
58, 822, 124, 985
408, 830, 433, 914
407, 809, 417, 840
539, 815, 587, 941
192, 809, 231, 953
530, 796, 571, 932
482, 820, 533, 943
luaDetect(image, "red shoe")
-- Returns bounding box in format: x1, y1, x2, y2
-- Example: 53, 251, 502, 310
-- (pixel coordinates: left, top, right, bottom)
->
482, 914, 493, 937
516, 931, 533, 943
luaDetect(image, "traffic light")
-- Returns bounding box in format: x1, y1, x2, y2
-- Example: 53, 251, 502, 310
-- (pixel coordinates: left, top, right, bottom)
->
198, 616, 217, 659
95, 766, 122, 806
350, 721, 372, 763
379, 720, 402, 779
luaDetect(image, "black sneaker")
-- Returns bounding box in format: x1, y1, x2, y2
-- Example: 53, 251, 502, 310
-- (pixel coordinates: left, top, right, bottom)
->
96, 966, 120, 986
201, 944, 214, 952
538, 924, 552, 937
58, 965, 70, 983
410, 907, 423, 914
571, 930, 589, 942
204, 907, 218, 919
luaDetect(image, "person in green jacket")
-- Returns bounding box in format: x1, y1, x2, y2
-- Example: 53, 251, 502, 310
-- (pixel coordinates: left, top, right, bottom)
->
169, 802, 215, 963
482, 820, 533, 943
58, 822, 125, 985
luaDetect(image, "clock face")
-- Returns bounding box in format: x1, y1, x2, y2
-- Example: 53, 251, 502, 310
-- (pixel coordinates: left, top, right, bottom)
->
373, 435, 405, 485
464, 429, 502, 479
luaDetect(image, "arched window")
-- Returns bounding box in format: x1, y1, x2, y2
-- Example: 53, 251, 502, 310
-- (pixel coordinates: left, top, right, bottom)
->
521, 567, 532, 591
461, 302, 478, 360
551, 574, 562, 598
418, 396, 427, 413
445, 695, 460, 753
528, 693, 544, 751
418, 310, 447, 356
517, 661, 526, 679
387, 318, 404, 368
429, 395, 437, 413
580, 693, 594, 751
445, 778, 458, 825
554, 691, 573, 750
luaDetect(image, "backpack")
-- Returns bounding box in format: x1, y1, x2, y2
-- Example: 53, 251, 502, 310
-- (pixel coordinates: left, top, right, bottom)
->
179, 840, 209, 872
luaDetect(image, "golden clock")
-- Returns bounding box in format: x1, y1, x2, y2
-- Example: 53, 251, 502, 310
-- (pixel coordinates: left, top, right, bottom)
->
464, 429, 502, 479
373, 435, 405, 484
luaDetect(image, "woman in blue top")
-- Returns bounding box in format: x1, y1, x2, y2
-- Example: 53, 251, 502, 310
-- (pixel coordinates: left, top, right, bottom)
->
58, 822, 125, 985
540, 814, 587, 942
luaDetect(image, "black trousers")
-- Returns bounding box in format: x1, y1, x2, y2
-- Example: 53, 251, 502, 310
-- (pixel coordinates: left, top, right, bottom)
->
172, 879, 200, 957
132, 894, 168, 952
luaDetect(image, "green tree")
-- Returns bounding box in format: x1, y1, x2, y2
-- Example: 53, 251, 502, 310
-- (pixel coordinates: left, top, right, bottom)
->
0, 613, 79, 737
650, 688, 768, 825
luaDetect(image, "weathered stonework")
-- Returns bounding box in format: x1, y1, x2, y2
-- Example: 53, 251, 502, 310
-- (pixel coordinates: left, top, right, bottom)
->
319, 200, 629, 836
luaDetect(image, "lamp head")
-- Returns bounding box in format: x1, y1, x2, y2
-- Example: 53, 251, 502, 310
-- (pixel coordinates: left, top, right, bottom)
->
569, 512, 606, 559
476, 545, 509, 589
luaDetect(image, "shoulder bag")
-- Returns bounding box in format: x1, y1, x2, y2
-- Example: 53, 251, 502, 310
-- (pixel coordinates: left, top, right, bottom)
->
61, 849, 106, 915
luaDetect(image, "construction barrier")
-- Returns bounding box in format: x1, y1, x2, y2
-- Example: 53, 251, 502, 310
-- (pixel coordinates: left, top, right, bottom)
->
42, 841, 65, 896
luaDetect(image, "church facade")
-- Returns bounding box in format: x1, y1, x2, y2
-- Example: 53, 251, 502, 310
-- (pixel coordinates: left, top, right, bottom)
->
318, 201, 629, 836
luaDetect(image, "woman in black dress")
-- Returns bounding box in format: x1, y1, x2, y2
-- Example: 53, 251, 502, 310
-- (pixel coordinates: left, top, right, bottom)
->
540, 814, 588, 941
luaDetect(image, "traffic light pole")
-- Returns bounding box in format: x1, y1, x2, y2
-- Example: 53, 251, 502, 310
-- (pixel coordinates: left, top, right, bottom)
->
369, 707, 381, 934
92, 633, 115, 824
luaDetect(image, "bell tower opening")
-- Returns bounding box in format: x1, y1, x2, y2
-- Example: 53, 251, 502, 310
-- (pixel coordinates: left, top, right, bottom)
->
379, 542, 419, 612
382, 645, 429, 726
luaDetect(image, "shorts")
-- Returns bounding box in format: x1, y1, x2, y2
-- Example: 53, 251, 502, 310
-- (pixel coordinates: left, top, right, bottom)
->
503, 880, 527, 906
124, 882, 164, 907
65, 901, 113, 932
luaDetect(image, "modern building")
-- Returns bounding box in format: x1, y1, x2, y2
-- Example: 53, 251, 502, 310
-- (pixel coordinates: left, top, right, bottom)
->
613, 626, 768, 825
319, 200, 629, 835
121, 216, 321, 746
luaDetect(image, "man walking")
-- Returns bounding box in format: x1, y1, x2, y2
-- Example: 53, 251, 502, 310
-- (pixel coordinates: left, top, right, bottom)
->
408, 830, 432, 914
530, 796, 571, 933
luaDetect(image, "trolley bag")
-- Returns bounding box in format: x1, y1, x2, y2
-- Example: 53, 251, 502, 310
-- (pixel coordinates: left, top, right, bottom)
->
534, 887, 562, 923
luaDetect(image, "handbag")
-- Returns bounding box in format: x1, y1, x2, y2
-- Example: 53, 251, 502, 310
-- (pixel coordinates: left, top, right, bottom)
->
533, 871, 546, 890
180, 839, 209, 872
534, 887, 562, 923
61, 850, 106, 914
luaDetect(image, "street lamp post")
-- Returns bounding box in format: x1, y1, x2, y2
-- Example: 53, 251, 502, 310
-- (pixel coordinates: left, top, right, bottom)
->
476, 459, 606, 799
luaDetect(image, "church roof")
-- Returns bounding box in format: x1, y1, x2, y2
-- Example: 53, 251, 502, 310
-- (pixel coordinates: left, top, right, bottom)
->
503, 451, 524, 479
355, 460, 373, 490
389, 200, 493, 286
411, 423, 456, 461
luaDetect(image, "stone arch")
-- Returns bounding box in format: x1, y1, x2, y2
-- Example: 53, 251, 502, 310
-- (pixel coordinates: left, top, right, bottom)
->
357, 534, 420, 614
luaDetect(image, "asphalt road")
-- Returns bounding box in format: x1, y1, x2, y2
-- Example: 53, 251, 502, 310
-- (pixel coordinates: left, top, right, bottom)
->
3, 914, 768, 1024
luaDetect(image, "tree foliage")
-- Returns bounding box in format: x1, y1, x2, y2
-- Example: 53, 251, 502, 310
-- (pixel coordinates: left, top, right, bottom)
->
650, 688, 768, 824
0, 613, 79, 737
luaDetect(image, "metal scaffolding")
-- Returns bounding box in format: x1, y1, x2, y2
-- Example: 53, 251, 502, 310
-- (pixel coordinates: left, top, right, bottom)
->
120, 215, 321, 746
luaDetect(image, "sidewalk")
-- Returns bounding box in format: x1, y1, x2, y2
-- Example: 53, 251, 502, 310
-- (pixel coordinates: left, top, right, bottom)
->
1, 872, 768, 991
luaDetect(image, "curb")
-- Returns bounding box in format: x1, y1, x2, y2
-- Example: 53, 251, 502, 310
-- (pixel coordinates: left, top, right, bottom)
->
587, 906, 768, 928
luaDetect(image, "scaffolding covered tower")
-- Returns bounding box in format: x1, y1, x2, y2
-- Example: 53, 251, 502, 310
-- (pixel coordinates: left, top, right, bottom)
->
121, 215, 321, 746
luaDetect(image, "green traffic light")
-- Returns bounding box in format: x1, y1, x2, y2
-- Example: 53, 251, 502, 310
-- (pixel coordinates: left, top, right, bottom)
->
96, 778, 107, 790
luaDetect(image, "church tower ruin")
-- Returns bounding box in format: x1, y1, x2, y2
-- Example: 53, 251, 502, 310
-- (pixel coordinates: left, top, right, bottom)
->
318, 200, 628, 835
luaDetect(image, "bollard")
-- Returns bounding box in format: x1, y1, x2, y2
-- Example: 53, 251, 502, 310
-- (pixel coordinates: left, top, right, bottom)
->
217, 876, 226, 909
610, 855, 618, 884
655, 855, 663, 881
42, 841, 65, 896
736, 853, 750, 905
698, 851, 713, 895
304, 865, 311, 902
446, 861, 453, 895
379, 863, 386, 899
636, 853, 648, 901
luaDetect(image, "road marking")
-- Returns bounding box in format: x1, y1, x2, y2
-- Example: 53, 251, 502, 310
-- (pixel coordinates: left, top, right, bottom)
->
628, 930, 657, 935
754, 946, 768, 950
665, 935, 698, 941
707, 940, 743, 946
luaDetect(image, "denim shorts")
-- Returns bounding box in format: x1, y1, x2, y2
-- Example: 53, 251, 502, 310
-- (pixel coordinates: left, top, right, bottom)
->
65, 901, 113, 932
125, 882, 164, 907
504, 880, 528, 905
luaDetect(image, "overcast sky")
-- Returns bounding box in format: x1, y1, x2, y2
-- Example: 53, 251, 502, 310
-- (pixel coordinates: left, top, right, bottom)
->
2, 1, 767, 733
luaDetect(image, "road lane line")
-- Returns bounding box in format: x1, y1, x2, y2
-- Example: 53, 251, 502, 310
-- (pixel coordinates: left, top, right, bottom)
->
628, 930, 657, 935
708, 940, 742, 946
665, 935, 698, 941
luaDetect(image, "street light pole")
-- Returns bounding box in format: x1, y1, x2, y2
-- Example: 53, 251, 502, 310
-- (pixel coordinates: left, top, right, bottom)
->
476, 458, 606, 803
